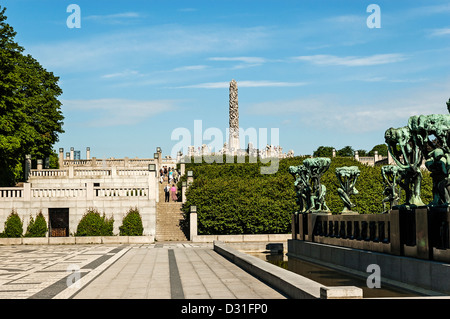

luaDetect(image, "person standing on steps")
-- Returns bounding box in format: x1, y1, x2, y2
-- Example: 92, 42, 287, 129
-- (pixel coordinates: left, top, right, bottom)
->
164, 183, 170, 202
171, 183, 178, 202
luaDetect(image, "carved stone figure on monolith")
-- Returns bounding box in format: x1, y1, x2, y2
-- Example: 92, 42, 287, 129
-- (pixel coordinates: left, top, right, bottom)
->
336, 166, 360, 213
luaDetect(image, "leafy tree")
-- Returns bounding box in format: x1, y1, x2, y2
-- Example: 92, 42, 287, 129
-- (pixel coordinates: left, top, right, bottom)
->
337, 145, 354, 157
356, 149, 367, 156
0, 6, 64, 186
368, 144, 388, 157
313, 146, 334, 157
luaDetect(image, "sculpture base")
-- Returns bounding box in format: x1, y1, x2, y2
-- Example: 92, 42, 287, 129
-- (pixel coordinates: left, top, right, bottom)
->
311, 210, 332, 215
341, 211, 359, 215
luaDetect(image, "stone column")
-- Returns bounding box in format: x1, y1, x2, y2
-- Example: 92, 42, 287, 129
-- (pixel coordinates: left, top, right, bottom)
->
23, 182, 31, 201
86, 182, 94, 201
190, 212, 197, 241
37, 159, 43, 170
180, 163, 185, 177
59, 148, 64, 168
86, 147, 90, 160
187, 170, 194, 186
182, 181, 187, 203
229, 79, 240, 154
70, 147, 74, 160
24, 154, 31, 181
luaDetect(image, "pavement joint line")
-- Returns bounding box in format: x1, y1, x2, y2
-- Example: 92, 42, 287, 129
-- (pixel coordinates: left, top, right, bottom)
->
53, 246, 131, 299
168, 249, 185, 299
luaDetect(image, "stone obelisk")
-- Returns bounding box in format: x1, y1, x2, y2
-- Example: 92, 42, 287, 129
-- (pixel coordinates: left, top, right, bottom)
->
229, 79, 240, 154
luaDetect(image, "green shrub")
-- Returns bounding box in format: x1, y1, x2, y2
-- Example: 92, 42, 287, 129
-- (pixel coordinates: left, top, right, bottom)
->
119, 207, 144, 236
25, 211, 48, 237
3, 210, 23, 238
75, 209, 114, 236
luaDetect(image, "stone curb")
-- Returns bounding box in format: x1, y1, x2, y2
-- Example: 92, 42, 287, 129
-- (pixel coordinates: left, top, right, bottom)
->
0, 236, 155, 245
213, 240, 363, 299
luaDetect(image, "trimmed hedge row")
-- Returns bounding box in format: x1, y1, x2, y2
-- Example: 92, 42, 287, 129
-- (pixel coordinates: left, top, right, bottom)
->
179, 156, 433, 235
0, 207, 144, 238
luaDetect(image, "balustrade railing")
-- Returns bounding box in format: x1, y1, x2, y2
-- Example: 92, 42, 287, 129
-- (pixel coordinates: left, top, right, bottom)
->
94, 187, 147, 197
0, 188, 23, 198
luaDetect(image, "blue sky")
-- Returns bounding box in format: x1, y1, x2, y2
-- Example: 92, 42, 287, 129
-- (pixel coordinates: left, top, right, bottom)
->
2, 0, 450, 159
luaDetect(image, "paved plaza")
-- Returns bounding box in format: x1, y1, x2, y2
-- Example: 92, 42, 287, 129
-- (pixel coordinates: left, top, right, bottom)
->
0, 243, 285, 299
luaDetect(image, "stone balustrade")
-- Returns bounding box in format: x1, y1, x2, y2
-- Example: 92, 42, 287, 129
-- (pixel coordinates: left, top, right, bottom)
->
0, 188, 23, 198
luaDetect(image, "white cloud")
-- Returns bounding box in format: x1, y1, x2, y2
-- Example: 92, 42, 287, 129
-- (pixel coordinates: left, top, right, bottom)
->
62, 99, 178, 126
247, 80, 450, 133
28, 25, 271, 72
101, 70, 140, 79
85, 12, 143, 23
430, 28, 450, 37
209, 56, 268, 64
175, 80, 308, 89
293, 54, 407, 67
172, 65, 208, 72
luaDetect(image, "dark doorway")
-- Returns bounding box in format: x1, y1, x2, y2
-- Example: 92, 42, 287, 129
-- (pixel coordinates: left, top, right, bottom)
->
48, 208, 69, 237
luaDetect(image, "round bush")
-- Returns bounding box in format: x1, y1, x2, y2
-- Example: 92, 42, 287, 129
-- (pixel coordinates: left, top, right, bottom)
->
119, 207, 143, 236
75, 209, 114, 236
3, 210, 23, 238
25, 211, 48, 237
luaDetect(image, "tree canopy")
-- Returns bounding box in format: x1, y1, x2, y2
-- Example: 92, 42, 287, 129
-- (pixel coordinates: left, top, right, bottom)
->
0, 6, 64, 186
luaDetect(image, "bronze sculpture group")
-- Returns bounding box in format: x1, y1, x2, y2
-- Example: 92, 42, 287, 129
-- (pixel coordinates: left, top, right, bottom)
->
290, 98, 450, 214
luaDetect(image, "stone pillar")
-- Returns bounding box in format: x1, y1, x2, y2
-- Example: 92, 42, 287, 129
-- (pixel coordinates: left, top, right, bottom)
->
86, 147, 90, 160
86, 182, 94, 201
187, 170, 194, 186
182, 181, 187, 203
180, 163, 185, 177
23, 182, 31, 201
148, 167, 157, 202
354, 151, 359, 161
70, 147, 74, 160
66, 152, 70, 160
24, 154, 31, 181
374, 150, 379, 162
332, 149, 336, 158
388, 150, 394, 165
59, 148, 64, 168
415, 207, 430, 259
37, 159, 43, 170
190, 212, 197, 241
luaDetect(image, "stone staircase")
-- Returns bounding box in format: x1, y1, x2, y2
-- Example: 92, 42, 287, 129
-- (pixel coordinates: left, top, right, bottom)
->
155, 178, 188, 241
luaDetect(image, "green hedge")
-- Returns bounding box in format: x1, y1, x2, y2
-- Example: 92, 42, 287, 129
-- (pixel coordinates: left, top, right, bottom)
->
180, 156, 433, 235
119, 207, 144, 236
75, 209, 114, 236
1, 210, 23, 238
25, 211, 48, 237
